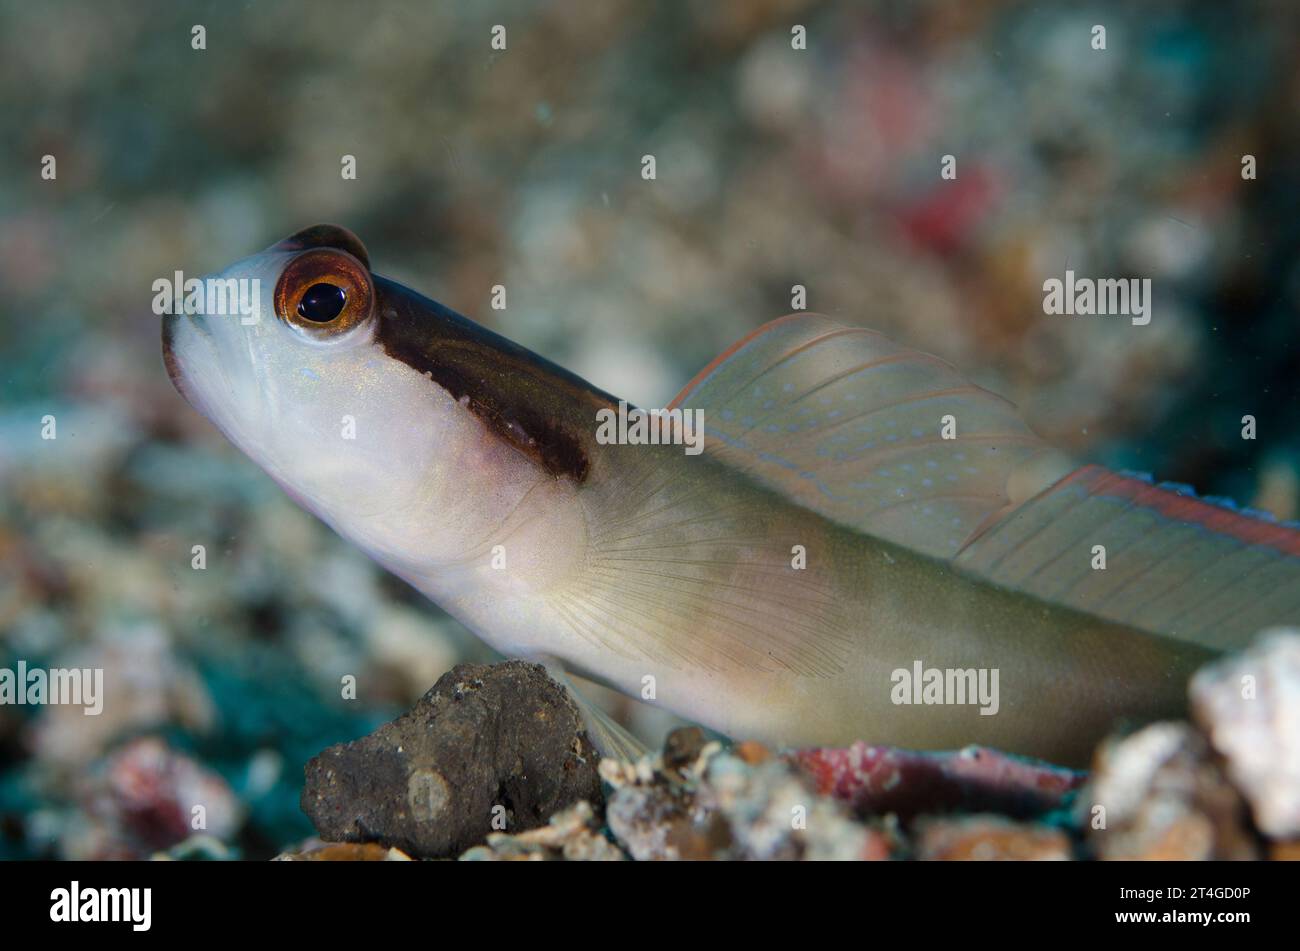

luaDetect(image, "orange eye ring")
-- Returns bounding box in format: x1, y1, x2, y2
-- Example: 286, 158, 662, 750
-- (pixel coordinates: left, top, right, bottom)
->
274, 248, 374, 336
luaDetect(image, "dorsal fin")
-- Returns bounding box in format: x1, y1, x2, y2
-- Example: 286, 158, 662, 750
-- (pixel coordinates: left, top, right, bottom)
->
668, 314, 1070, 559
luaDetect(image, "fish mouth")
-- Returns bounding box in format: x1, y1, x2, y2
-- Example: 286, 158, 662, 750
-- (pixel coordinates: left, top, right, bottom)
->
161, 301, 219, 404
161, 313, 197, 408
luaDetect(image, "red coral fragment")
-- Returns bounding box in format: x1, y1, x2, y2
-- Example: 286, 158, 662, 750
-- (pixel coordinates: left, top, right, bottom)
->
789, 742, 1084, 822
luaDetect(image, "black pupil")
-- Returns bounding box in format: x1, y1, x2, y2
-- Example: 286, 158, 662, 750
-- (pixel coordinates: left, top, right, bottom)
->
297, 283, 346, 322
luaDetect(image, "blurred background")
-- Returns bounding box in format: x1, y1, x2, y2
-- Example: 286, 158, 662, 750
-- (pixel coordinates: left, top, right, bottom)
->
1, 0, 1298, 858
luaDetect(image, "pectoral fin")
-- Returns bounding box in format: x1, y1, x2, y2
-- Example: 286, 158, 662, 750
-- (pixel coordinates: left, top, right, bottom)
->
540, 659, 651, 764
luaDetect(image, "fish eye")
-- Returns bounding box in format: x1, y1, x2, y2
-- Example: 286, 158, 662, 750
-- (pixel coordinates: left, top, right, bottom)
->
298, 283, 347, 322
274, 248, 374, 336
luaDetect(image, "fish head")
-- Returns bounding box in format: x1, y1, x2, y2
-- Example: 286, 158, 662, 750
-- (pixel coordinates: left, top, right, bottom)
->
162, 226, 377, 477
162, 225, 592, 609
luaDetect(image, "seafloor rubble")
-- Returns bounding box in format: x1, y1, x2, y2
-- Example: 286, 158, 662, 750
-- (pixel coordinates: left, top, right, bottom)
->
277, 631, 1300, 861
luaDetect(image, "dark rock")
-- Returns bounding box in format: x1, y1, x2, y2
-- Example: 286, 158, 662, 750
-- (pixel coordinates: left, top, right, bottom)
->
301, 660, 603, 858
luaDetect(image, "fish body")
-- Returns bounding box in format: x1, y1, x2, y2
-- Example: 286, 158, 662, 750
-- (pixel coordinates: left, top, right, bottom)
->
163, 226, 1299, 765
519, 441, 1208, 765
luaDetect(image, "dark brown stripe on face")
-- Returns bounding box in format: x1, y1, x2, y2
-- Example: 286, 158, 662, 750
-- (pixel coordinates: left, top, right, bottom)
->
373, 276, 618, 483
